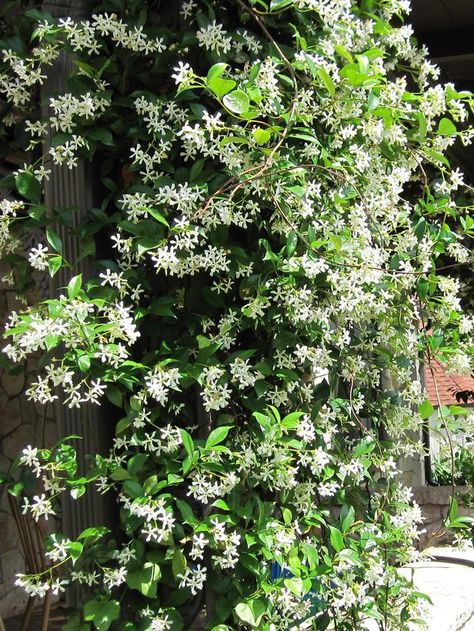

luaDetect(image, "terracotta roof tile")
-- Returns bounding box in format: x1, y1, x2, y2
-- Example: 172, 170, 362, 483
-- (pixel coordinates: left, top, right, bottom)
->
424, 360, 474, 406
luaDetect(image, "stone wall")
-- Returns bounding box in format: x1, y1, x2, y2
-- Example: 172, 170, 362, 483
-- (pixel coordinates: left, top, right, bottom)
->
414, 485, 474, 548
0, 284, 57, 620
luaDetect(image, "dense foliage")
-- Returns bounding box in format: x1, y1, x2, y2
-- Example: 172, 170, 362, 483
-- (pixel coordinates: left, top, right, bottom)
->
433, 443, 474, 487
1, 0, 474, 629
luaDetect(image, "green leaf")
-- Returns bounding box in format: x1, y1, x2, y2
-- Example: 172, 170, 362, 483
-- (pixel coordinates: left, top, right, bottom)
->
83, 599, 120, 631
209, 76, 237, 98
116, 416, 133, 434
48, 255, 63, 277
126, 562, 161, 598
286, 231, 298, 256
143, 474, 161, 495
149, 296, 175, 317
285, 576, 304, 597
67, 541, 83, 565
353, 437, 376, 457
223, 90, 250, 115
77, 353, 91, 372
234, 600, 266, 628
67, 274, 82, 299
252, 127, 271, 145
46, 229, 63, 254
128, 453, 149, 476
172, 548, 187, 579
122, 480, 143, 498
417, 278, 429, 300
437, 118, 457, 136
106, 385, 123, 408
270, 0, 293, 10
213, 499, 230, 511
146, 207, 170, 227
356, 54, 369, 74
341, 505, 355, 533
190, 159, 205, 182
175, 499, 198, 524
317, 67, 336, 96
329, 526, 344, 552
15, 172, 41, 204
181, 429, 194, 457
253, 411, 271, 430
335, 44, 353, 63
448, 496, 458, 522
450, 516, 474, 529
303, 543, 319, 569
419, 400, 434, 420
63, 613, 90, 631
70, 485, 85, 499
207, 62, 228, 81
281, 411, 304, 430
423, 148, 450, 167
205, 425, 233, 449
78, 526, 110, 542
110, 467, 131, 481
87, 127, 114, 146
368, 91, 380, 111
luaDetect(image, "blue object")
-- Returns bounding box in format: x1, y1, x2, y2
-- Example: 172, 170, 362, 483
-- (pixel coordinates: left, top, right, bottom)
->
270, 562, 294, 581
270, 562, 326, 616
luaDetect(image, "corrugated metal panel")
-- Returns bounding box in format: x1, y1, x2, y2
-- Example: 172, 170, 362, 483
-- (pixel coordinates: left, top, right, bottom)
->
41, 2, 114, 544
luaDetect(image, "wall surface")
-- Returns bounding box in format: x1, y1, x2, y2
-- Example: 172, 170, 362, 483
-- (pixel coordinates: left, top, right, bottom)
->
0, 276, 57, 619
414, 485, 474, 548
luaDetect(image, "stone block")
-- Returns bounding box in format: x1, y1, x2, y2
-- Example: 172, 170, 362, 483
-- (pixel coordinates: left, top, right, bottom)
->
0, 584, 28, 620
0, 402, 22, 439
0, 455, 10, 473
0, 373, 25, 398
414, 485, 471, 506
1, 425, 34, 461
0, 392, 8, 411
26, 358, 38, 373
0, 492, 11, 513
0, 292, 7, 312
19, 397, 35, 422
0, 515, 19, 555
6, 291, 24, 314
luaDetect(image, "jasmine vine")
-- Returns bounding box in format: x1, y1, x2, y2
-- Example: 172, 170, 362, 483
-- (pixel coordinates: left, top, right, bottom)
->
1, 1, 474, 630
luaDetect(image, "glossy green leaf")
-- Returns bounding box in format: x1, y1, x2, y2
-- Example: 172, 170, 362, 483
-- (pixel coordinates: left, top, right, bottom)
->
88, 127, 114, 146
419, 400, 434, 420
437, 117, 457, 136
46, 229, 63, 254
209, 76, 237, 98
181, 429, 194, 458
205, 425, 232, 449
15, 172, 41, 204
126, 562, 161, 598
67, 274, 82, 299
234, 600, 266, 628
84, 599, 120, 631
223, 90, 250, 114
252, 127, 271, 145
318, 67, 336, 96
329, 526, 344, 552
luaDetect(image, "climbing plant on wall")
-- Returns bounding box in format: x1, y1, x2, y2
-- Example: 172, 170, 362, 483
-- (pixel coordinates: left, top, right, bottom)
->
1, 0, 474, 629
